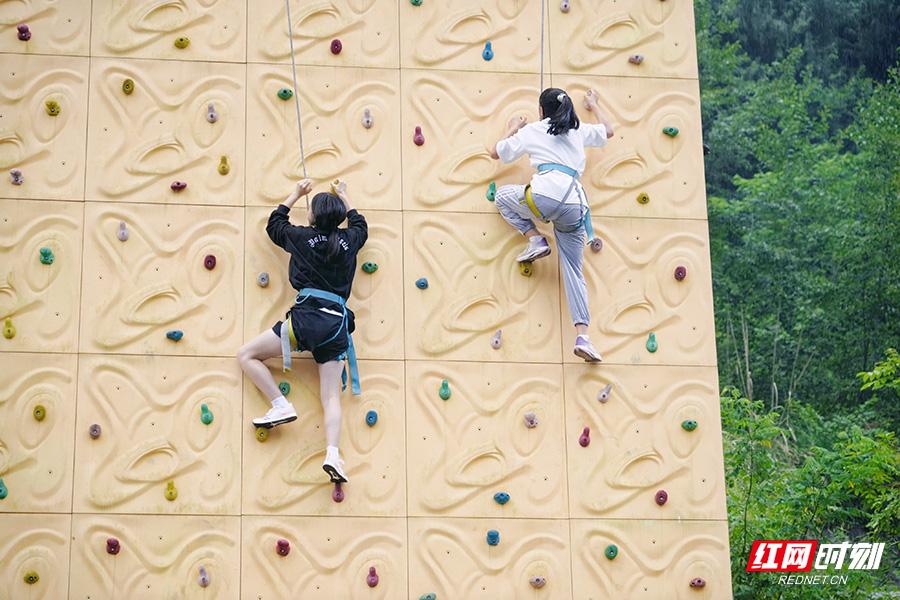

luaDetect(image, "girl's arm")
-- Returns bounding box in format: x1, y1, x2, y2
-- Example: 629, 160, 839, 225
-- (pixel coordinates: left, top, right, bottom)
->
333, 180, 368, 250
267, 179, 312, 249
488, 116, 528, 159
583, 89, 615, 138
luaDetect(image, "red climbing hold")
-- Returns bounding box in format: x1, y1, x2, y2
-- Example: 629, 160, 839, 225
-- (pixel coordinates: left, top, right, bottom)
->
17, 24, 31, 42
367, 566, 379, 587
690, 577, 706, 588
330, 39, 342, 54
204, 255, 216, 270
332, 482, 345, 502
276, 539, 290, 556
674, 265, 687, 281
170, 181, 187, 192
413, 126, 425, 146
655, 489, 668, 505
579, 426, 590, 447
106, 537, 120, 555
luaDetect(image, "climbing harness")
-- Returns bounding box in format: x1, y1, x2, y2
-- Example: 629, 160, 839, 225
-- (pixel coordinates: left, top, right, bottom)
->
280, 288, 361, 396
522, 162, 595, 243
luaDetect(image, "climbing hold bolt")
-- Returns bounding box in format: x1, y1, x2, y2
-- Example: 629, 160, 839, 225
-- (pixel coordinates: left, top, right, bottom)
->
277, 87, 293, 100
490, 329, 502, 349
89, 423, 102, 439
590, 237, 603, 252
482, 41, 494, 61
519, 262, 533, 277
171, 181, 187, 192
204, 254, 216, 270
493, 492, 510, 505
106, 537, 120, 555
597, 383, 613, 403
165, 480, 178, 501
655, 489, 668, 505
276, 539, 291, 556
206, 103, 219, 123
257, 272, 269, 287
24, 571, 39, 585
33, 404, 46, 421
217, 156, 230, 175
605, 544, 618, 559
367, 566, 379, 587
174, 36, 190, 49
419, 595, 436, 600
200, 403, 214, 425
166, 330, 183, 342
415, 277, 428, 289
17, 24, 31, 41
523, 412, 539, 428
0, 478, 7, 499
646, 332, 658, 353
45, 100, 60, 116
362, 261, 378, 274
637, 192, 650, 204
365, 410, 378, 427
117, 221, 129, 241
410, 0, 423, 5
278, 381, 291, 396
330, 39, 342, 54
438, 379, 451, 401
681, 419, 698, 432
662, 126, 679, 138
486, 529, 500, 546
579, 426, 590, 447
9, 169, 24, 185
530, 576, 547, 588
560, 0, 570, 12
3, 318, 16, 339
674, 265, 687, 281
122, 78, 135, 95
486, 181, 496, 201
255, 427, 269, 442
628, 54, 644, 65
332, 482, 345, 502
198, 566, 210, 588
413, 126, 425, 146
39, 247, 54, 265
690, 577, 706, 588
361, 108, 374, 129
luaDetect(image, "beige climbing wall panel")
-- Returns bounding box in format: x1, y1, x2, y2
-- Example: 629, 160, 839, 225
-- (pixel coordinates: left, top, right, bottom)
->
0, 0, 732, 597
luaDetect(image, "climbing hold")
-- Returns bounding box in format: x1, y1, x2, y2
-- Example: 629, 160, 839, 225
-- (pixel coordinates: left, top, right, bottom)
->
277, 87, 293, 100
174, 36, 190, 49
39, 247, 54, 265
646, 332, 658, 353
560, 0, 570, 12
410, 0, 423, 5
171, 181, 187, 192
361, 108, 374, 129
164, 480, 178, 501
122, 78, 135, 95
530, 576, 547, 588
204, 254, 216, 270
166, 330, 183, 342
486, 181, 496, 202
45, 100, 60, 117
523, 412, 539, 428
590, 237, 603, 252
597, 383, 613, 403
278, 381, 291, 396
206, 103, 219, 123
198, 566, 210, 588
33, 404, 46, 421
255, 427, 269, 442
637, 192, 650, 204
493, 492, 510, 505
674, 265, 687, 281
200, 403, 214, 425
89, 423, 102, 439
438, 379, 451, 401
681, 419, 698, 432
23, 571, 39, 585
117, 221, 129, 241
628, 54, 644, 65
486, 529, 500, 546
655, 489, 668, 505
579, 426, 590, 447
9, 169, 23, 185
482, 41, 494, 61
490, 329, 502, 349
0, 478, 7, 499
361, 261, 378, 274
605, 544, 618, 559
3, 318, 15, 339
106, 537, 120, 555
276, 539, 290, 556
419, 595, 436, 600
415, 277, 428, 289
217, 156, 229, 175
367, 566, 379, 588
332, 482, 345, 502
519, 262, 533, 277
365, 410, 378, 427
257, 272, 269, 287
330, 39, 342, 54
413, 126, 425, 146
662, 126, 680, 138
16, 24, 31, 41
689, 577, 706, 588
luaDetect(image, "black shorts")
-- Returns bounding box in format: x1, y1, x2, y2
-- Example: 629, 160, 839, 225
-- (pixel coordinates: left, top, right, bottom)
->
272, 299, 355, 364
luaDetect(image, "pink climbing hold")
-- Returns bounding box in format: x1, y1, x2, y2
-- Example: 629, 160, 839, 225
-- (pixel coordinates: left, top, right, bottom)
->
674, 265, 687, 281
523, 412, 539, 428
332, 482, 345, 503
170, 181, 187, 192
579, 426, 590, 447
106, 537, 120, 555
655, 489, 668, 505
367, 566, 379, 587
413, 126, 425, 146
330, 39, 342, 54
276, 539, 290, 556
204, 254, 216, 270
9, 169, 24, 185
690, 577, 706, 588
17, 24, 31, 42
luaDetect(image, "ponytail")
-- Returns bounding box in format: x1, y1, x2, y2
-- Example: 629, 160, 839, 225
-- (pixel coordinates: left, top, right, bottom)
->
539, 87, 579, 136
309, 192, 347, 262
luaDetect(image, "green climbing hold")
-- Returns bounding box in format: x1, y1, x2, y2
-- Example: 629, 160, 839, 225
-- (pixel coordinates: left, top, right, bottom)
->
174, 36, 190, 49
277, 87, 293, 101
646, 332, 658, 353
39, 247, 54, 265
3, 317, 15, 339
0, 478, 7, 499
605, 544, 618, 560
410, 0, 423, 5
279, 381, 291, 396
681, 419, 698, 432
165, 480, 178, 501
419, 594, 436, 600
439, 379, 451, 401
200, 403, 214, 425
362, 261, 378, 274
662, 126, 679, 138
23, 571, 39, 585
33, 404, 46, 421
486, 181, 496, 202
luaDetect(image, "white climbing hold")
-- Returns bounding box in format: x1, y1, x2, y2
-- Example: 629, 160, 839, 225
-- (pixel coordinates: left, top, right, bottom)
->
597, 383, 612, 403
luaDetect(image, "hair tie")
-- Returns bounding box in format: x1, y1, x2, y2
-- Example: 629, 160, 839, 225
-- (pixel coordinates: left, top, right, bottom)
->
557, 93, 566, 102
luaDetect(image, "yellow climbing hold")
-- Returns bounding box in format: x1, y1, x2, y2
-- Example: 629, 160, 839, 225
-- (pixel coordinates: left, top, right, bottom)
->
637, 192, 650, 205
122, 78, 135, 95
255, 427, 269, 442
174, 36, 190, 49
164, 480, 178, 501
2, 318, 14, 339
519, 262, 533, 277
33, 404, 46, 421
45, 99, 60, 116
218, 156, 230, 175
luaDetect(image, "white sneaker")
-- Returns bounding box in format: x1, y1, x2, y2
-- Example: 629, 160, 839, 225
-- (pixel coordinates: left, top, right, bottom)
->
251, 403, 298, 427
573, 335, 603, 363
323, 451, 348, 484
516, 236, 552, 263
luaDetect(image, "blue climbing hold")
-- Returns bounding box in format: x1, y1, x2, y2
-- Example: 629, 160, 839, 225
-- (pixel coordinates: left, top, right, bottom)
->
415, 277, 428, 290
0, 478, 7, 500
486, 529, 500, 546
366, 410, 378, 427
166, 330, 183, 342
493, 492, 510, 505
482, 41, 494, 61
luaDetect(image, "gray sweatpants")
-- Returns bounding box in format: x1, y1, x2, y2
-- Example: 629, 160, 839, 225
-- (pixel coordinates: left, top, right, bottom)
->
494, 184, 590, 326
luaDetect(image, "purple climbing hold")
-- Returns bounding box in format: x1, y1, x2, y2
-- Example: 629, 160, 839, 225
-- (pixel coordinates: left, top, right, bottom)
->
198, 566, 210, 587
590, 238, 603, 253
204, 254, 216, 270
332, 483, 345, 502
490, 329, 502, 349
523, 412, 539, 428
367, 566, 379, 587
413, 126, 425, 146
674, 265, 687, 281
629, 54, 644, 65
116, 221, 129, 242
206, 103, 219, 124
579, 426, 590, 447
530, 576, 546, 589
655, 489, 668, 505
171, 181, 187, 192
362, 108, 374, 129
690, 577, 706, 588
9, 169, 24, 185
89, 424, 102, 439
597, 383, 613, 403
330, 39, 342, 54
106, 537, 120, 555
560, 0, 570, 12
17, 24, 31, 42
276, 539, 290, 556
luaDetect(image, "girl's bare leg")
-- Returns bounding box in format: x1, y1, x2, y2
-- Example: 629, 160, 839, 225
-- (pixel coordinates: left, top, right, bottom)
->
317, 360, 344, 447
237, 330, 283, 401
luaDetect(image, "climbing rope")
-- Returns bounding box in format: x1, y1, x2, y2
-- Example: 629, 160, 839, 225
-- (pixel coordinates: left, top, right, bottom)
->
539, 0, 546, 90
283, 0, 308, 180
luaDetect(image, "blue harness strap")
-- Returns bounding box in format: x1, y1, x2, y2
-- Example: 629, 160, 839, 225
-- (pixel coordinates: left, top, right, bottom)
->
536, 162, 595, 243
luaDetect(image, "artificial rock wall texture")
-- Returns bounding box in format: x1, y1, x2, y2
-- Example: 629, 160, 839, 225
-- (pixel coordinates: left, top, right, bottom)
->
0, 1, 733, 598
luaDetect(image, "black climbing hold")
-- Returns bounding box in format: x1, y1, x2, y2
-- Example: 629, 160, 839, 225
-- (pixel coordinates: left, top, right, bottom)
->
17, 24, 31, 41
486, 529, 500, 546
166, 330, 183, 342
362, 261, 378, 274
703, 142, 710, 155
365, 410, 378, 427
674, 265, 687, 281
681, 419, 698, 432
493, 492, 510, 505
605, 544, 618, 559
655, 489, 668, 505
415, 277, 428, 289
204, 254, 216, 270
89, 423, 102, 439
276, 538, 290, 556
106, 537, 120, 555
330, 39, 342, 54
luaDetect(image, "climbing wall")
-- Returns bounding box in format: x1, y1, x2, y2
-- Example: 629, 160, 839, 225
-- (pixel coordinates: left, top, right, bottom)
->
0, 1, 733, 598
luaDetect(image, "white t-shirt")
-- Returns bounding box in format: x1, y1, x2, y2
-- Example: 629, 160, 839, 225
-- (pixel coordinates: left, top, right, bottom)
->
496, 118, 608, 203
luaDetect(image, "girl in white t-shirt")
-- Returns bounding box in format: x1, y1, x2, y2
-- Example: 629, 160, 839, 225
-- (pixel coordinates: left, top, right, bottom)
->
489, 87, 614, 362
